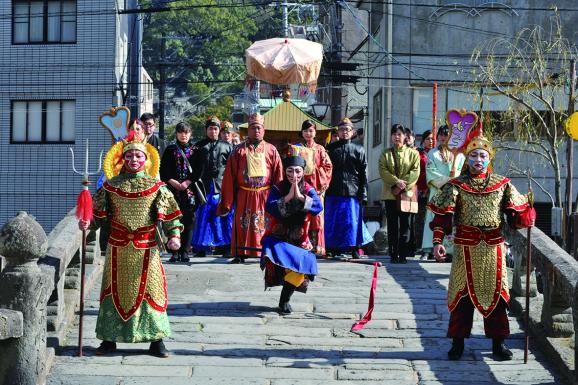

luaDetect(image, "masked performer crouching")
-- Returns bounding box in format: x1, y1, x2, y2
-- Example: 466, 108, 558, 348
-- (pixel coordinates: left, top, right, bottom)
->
260, 155, 323, 314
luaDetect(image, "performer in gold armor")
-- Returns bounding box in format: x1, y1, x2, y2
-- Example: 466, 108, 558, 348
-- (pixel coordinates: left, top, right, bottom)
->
428, 134, 535, 361
79, 133, 183, 357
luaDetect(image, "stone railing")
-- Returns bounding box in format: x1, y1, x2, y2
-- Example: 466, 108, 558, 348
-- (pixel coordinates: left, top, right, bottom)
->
40, 209, 102, 348
506, 225, 578, 384
0, 211, 102, 385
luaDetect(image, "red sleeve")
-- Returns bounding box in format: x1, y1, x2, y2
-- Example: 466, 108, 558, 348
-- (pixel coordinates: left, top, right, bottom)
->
429, 214, 453, 244
417, 151, 428, 194
271, 146, 284, 185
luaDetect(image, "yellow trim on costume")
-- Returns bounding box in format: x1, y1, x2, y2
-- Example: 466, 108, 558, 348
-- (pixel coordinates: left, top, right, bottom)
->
239, 185, 271, 192
284, 269, 305, 287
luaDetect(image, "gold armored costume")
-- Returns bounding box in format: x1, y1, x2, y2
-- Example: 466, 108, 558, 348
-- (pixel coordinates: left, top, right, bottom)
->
428, 173, 529, 317
92, 138, 183, 343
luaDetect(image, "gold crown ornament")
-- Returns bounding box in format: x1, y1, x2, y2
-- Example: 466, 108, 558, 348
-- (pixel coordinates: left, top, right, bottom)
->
248, 113, 265, 127
464, 134, 494, 158
103, 134, 160, 179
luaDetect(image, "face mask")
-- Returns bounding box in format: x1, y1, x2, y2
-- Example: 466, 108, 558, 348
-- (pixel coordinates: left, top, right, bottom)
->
468, 159, 490, 168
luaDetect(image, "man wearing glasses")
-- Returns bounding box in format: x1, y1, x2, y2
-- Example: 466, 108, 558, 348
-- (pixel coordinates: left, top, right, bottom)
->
140, 112, 165, 155
324, 117, 373, 259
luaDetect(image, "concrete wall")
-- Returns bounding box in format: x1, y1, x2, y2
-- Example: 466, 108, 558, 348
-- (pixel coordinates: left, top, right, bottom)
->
0, 1, 125, 230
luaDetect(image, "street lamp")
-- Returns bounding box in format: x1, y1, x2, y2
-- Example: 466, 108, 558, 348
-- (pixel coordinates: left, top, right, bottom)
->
311, 103, 330, 121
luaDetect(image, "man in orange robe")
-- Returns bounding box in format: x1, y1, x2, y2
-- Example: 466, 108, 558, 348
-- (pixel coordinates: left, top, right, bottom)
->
217, 113, 283, 263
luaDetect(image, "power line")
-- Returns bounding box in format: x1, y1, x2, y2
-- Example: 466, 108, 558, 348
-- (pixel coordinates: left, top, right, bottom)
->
343, 1, 578, 13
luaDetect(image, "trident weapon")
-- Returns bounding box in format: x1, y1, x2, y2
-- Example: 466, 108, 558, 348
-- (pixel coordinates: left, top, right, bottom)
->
70, 139, 103, 357
524, 170, 534, 364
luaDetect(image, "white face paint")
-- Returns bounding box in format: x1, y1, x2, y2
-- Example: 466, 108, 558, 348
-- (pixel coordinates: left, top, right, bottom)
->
124, 149, 147, 172
468, 149, 490, 174
285, 166, 304, 184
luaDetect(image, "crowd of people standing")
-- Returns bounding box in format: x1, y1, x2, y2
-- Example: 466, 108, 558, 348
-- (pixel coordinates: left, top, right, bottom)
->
80, 110, 536, 362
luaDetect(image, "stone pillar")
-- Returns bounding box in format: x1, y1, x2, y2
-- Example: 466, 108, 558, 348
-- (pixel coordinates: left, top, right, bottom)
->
0, 212, 53, 385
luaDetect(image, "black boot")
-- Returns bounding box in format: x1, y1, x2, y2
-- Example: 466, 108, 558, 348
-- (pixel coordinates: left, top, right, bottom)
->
95, 340, 117, 356
278, 282, 296, 315
492, 338, 513, 361
194, 250, 206, 258
179, 251, 190, 263
351, 247, 360, 259
149, 339, 170, 358
169, 253, 179, 263
448, 338, 464, 360
221, 247, 231, 258
390, 255, 399, 264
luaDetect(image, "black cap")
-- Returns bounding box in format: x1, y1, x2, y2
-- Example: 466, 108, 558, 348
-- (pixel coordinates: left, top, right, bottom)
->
283, 155, 306, 170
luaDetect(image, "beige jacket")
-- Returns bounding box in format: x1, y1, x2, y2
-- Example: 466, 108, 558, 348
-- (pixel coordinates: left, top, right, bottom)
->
378, 146, 420, 201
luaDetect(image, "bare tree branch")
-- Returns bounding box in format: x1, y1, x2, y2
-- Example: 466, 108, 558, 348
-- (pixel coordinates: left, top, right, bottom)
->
496, 143, 552, 163
507, 165, 555, 206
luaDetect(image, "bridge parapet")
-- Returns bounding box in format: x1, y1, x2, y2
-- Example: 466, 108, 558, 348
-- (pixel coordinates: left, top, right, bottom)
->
506, 225, 578, 383
0, 210, 102, 385
0, 212, 53, 385
39, 209, 102, 346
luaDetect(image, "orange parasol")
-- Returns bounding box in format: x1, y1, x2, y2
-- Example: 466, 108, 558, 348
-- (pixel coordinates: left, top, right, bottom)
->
245, 38, 323, 85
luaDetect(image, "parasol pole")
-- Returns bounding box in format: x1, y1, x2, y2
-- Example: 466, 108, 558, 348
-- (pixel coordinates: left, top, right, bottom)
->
69, 139, 102, 357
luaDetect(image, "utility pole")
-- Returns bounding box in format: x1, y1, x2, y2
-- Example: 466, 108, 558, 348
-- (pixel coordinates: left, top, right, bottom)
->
566, 58, 576, 254
282, 0, 288, 37
158, 34, 166, 140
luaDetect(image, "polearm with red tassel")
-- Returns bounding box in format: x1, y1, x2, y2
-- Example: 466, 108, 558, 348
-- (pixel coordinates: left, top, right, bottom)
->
70, 139, 102, 357
524, 171, 534, 364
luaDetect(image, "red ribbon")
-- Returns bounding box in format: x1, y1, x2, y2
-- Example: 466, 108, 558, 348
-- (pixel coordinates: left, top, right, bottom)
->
350, 262, 379, 332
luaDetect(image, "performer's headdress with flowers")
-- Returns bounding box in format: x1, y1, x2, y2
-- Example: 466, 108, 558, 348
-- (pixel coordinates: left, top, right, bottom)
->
205, 115, 221, 129
103, 131, 160, 179
221, 120, 234, 132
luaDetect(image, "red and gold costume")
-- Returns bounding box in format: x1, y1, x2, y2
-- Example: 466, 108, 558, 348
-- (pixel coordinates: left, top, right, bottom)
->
428, 136, 535, 338
288, 143, 333, 254
218, 115, 283, 257
92, 137, 183, 342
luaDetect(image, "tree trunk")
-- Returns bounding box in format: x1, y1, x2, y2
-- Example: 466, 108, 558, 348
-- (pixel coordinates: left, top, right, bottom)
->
552, 148, 562, 208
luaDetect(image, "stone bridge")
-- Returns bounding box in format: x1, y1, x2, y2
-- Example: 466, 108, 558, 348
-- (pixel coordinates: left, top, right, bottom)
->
0, 211, 575, 385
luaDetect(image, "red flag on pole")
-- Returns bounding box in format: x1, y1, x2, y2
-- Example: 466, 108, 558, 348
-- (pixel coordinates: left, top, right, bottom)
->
350, 262, 379, 332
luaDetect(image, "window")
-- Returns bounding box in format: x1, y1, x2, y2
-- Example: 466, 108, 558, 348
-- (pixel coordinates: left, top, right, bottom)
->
372, 90, 382, 147
13, 1, 76, 44
412, 87, 448, 135
11, 100, 75, 143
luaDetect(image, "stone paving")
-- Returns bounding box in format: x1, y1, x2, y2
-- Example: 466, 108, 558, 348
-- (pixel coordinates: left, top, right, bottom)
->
47, 255, 563, 385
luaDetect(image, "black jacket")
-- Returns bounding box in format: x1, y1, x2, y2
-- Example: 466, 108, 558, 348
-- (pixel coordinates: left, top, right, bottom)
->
194, 138, 233, 194
160, 142, 202, 204
147, 134, 166, 156
326, 139, 368, 202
